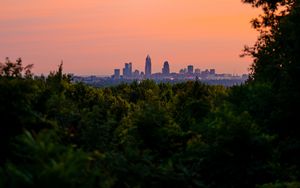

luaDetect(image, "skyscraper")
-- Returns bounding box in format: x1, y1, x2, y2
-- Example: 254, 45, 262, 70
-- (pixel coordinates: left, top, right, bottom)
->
162, 61, 170, 75
187, 65, 194, 74
114, 69, 120, 80
145, 55, 152, 78
123, 62, 132, 78
123, 63, 129, 77
129, 62, 132, 76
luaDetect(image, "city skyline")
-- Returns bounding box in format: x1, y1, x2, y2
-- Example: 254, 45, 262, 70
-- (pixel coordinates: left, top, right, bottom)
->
1, 0, 260, 75
75, 54, 247, 87
112, 55, 246, 80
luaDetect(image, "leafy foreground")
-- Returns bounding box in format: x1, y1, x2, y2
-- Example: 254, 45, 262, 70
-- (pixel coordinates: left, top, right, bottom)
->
1, 0, 300, 187
0, 60, 299, 188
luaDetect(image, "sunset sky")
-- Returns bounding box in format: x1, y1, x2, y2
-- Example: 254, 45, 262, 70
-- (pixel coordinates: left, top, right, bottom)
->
0, 0, 260, 75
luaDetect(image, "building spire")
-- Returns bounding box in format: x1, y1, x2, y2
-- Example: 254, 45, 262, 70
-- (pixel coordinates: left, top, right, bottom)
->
145, 54, 152, 78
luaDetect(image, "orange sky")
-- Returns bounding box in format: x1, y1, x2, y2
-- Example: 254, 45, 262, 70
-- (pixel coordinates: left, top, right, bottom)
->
0, 0, 260, 75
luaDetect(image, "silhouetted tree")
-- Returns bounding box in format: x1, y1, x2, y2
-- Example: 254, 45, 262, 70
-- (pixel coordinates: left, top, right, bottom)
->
0, 57, 33, 78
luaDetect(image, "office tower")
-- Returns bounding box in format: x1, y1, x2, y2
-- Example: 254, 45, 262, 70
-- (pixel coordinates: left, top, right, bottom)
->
129, 62, 132, 76
162, 61, 170, 75
123, 63, 132, 78
125, 63, 129, 76
187, 65, 194, 74
114, 69, 120, 79
122, 67, 126, 77
210, 69, 216, 75
145, 55, 152, 78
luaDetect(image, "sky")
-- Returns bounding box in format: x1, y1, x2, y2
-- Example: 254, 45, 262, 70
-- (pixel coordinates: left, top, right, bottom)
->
0, 0, 260, 75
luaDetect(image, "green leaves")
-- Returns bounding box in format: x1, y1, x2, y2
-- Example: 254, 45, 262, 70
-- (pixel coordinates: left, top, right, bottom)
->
1, 58, 300, 187
2, 131, 92, 187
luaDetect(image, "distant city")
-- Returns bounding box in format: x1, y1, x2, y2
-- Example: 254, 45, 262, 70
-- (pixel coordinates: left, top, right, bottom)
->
73, 55, 249, 87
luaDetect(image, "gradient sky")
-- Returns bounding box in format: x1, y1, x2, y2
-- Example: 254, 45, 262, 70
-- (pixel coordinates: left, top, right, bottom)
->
0, 0, 260, 75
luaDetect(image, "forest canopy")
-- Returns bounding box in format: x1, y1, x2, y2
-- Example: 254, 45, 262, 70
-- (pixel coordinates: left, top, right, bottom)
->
0, 0, 300, 187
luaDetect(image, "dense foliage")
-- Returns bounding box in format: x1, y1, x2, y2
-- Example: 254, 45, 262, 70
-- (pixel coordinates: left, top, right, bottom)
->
0, 0, 299, 187
0, 60, 298, 187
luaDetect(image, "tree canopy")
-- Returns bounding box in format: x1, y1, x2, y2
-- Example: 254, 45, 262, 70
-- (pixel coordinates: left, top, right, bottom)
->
1, 0, 300, 187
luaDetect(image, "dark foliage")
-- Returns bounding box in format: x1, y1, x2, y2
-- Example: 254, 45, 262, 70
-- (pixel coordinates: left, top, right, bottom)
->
1, 0, 299, 187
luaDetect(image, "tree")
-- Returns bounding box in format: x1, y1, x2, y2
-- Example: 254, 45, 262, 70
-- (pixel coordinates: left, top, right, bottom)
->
0, 57, 33, 78
240, 0, 300, 183
242, 0, 299, 83
241, 0, 300, 134
1, 131, 105, 188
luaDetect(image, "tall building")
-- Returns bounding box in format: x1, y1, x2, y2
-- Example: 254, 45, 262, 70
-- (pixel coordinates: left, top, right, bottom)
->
122, 67, 126, 77
123, 63, 132, 78
162, 61, 170, 75
209, 69, 216, 75
114, 69, 120, 79
123, 63, 128, 77
145, 55, 152, 78
129, 62, 132, 76
187, 65, 194, 74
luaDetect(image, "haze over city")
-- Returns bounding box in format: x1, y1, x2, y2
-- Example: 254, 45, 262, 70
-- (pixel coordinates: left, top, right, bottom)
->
0, 0, 260, 75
